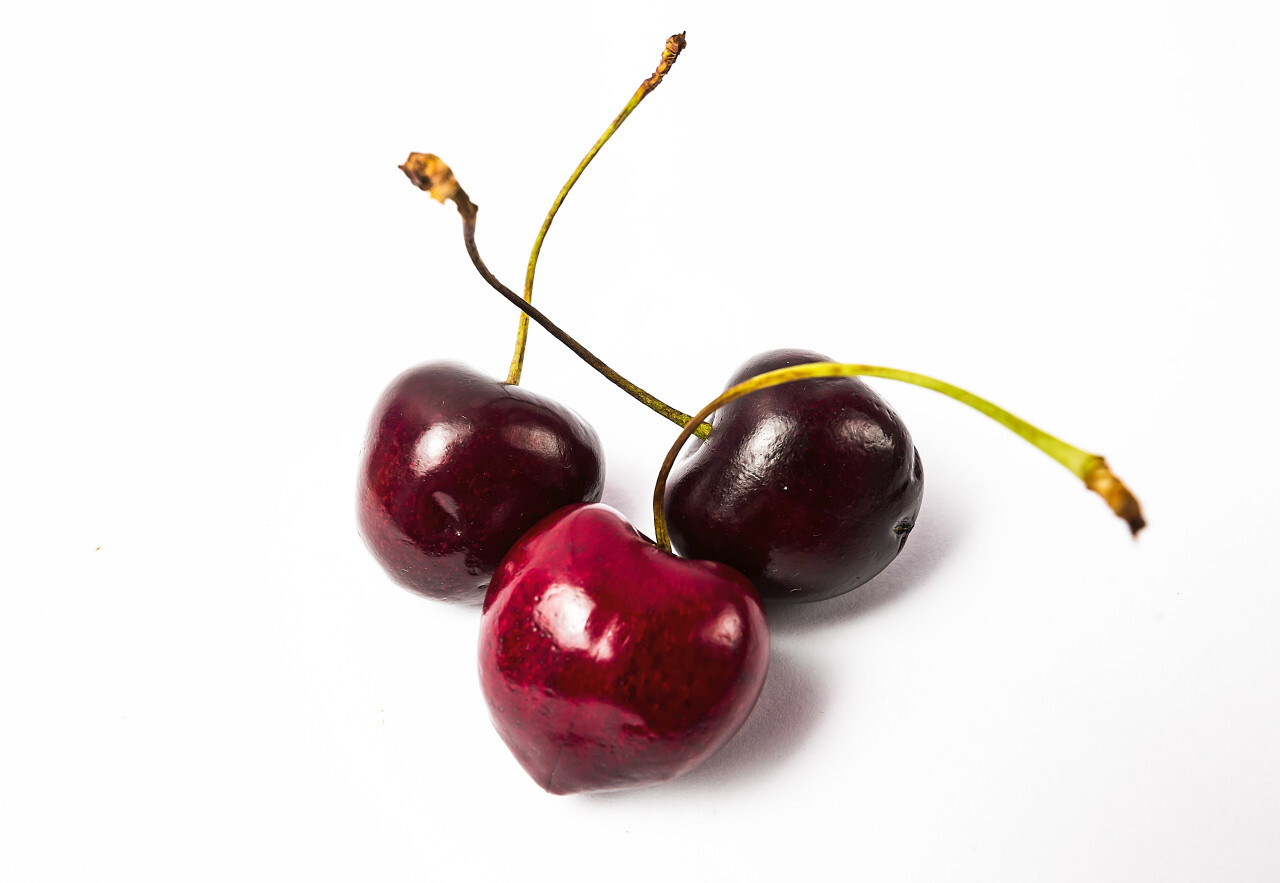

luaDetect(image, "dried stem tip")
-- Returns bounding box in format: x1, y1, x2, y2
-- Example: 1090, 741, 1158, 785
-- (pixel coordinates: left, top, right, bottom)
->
400, 152, 475, 218
643, 32, 687, 91
400, 153, 460, 204
1084, 459, 1146, 536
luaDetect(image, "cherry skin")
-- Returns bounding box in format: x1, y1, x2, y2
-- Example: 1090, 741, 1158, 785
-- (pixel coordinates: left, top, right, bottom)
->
664, 348, 925, 603
479, 503, 769, 794
358, 362, 604, 603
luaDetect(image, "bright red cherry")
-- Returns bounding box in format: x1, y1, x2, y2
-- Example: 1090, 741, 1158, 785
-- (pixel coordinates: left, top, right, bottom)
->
358, 362, 604, 603
479, 503, 769, 794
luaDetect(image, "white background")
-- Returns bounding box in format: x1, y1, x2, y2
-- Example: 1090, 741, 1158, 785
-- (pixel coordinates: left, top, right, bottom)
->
3, 2, 1278, 880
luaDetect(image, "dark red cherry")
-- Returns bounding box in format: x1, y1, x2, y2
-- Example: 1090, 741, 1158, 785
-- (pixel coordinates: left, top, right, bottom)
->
358, 362, 604, 603
479, 503, 769, 794
664, 348, 924, 603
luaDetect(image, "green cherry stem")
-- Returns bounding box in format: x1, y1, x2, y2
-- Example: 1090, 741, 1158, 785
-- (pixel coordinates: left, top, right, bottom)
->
398, 152, 711, 439
651, 362, 1146, 552
508, 32, 687, 386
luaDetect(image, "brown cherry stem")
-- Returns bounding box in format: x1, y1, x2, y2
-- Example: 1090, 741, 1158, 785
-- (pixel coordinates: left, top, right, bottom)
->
651, 362, 1145, 552
399, 152, 711, 439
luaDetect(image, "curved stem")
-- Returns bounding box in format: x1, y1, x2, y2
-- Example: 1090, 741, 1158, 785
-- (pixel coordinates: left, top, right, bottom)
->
508, 32, 687, 386
652, 362, 1145, 552
398, 152, 711, 439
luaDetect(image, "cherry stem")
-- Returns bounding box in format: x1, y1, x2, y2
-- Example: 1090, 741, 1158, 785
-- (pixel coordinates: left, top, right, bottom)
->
398, 152, 711, 439
651, 362, 1146, 553
508, 32, 687, 387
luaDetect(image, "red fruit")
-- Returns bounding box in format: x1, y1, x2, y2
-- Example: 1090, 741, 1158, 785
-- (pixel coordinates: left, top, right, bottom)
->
479, 503, 769, 794
358, 362, 604, 603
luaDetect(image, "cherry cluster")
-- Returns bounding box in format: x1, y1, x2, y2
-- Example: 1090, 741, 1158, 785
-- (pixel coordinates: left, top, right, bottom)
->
357, 34, 1143, 795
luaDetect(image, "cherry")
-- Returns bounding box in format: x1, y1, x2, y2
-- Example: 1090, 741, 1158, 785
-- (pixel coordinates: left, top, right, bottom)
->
478, 503, 769, 794
358, 362, 603, 602
649, 361, 1145, 588
663, 348, 925, 603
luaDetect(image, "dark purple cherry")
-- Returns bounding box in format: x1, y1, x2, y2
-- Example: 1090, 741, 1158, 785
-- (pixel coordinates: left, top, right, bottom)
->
358, 362, 604, 603
479, 503, 769, 794
664, 348, 924, 603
